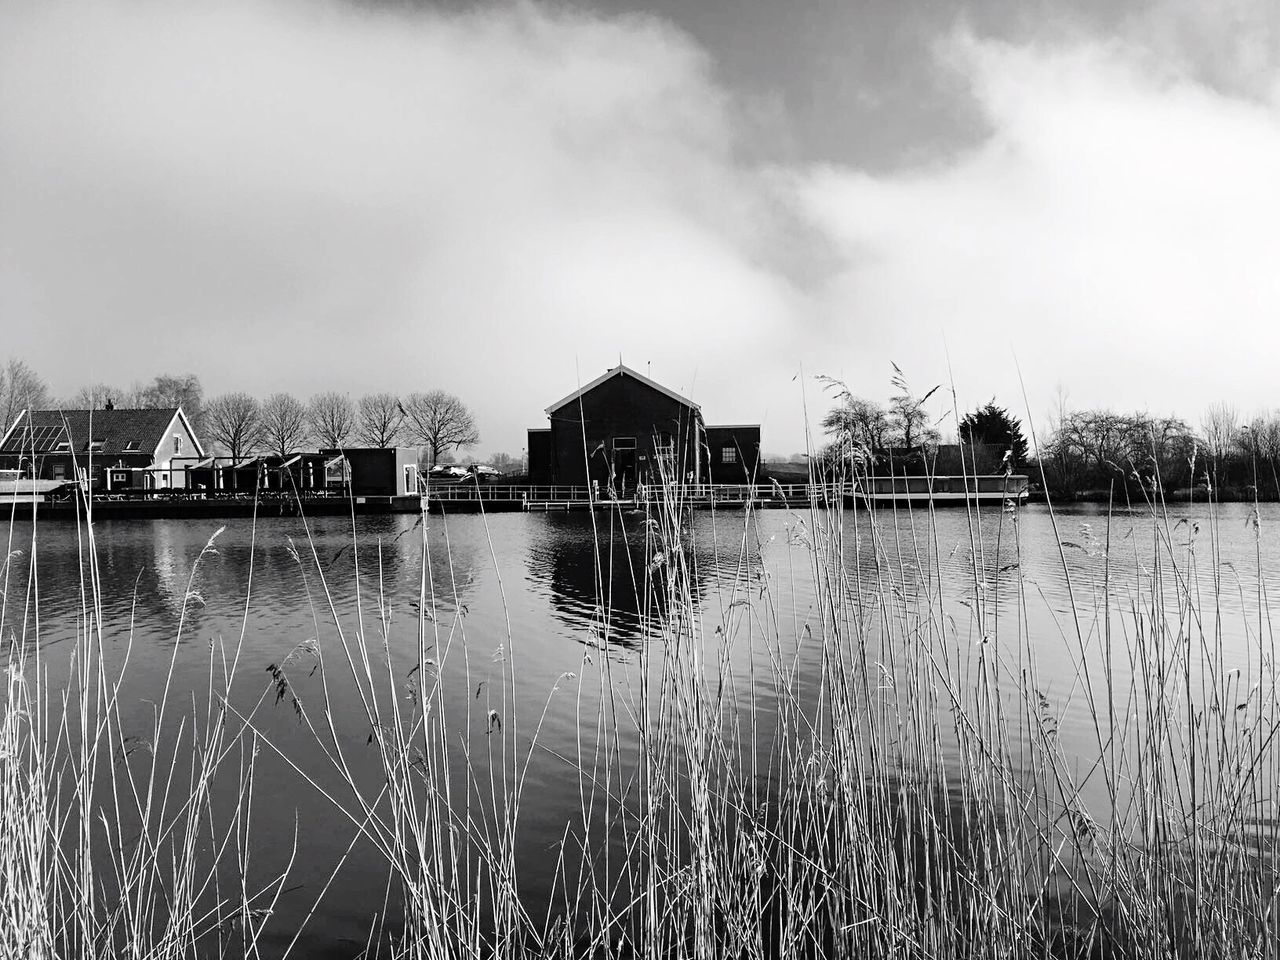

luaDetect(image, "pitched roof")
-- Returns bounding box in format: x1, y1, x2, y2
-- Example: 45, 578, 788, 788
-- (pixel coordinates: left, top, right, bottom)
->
545, 364, 701, 416
0, 408, 194, 458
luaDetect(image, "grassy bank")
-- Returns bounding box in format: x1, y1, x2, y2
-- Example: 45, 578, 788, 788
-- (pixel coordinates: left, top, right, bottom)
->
2, 470, 1279, 958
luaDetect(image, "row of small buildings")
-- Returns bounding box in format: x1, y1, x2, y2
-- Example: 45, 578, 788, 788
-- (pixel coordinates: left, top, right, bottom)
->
0, 406, 422, 498
0, 365, 761, 497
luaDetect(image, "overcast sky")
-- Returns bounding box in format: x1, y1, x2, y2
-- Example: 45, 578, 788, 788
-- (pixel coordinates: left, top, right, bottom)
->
3, 0, 1280, 457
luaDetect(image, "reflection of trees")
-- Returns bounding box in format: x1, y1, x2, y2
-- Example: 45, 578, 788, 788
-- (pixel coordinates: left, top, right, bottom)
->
4, 514, 481, 651
225, 514, 480, 620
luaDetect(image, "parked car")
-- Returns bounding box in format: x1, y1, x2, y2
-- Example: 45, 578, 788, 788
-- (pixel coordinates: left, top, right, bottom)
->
427, 464, 469, 480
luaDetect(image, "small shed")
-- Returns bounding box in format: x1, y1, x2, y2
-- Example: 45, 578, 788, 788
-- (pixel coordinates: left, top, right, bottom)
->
319, 448, 420, 498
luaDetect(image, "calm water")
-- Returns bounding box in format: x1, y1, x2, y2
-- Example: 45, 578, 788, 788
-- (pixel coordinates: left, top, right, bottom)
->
3, 500, 1278, 955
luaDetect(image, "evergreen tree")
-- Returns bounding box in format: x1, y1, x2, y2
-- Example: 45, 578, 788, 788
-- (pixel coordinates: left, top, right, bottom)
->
959, 400, 1028, 467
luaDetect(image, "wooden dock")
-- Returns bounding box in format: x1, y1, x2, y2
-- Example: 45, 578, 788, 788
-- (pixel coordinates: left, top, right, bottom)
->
423, 477, 1030, 514
426, 482, 839, 513
1, 477, 1031, 521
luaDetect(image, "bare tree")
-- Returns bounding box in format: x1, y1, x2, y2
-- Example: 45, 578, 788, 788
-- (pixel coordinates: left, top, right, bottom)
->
1200, 402, 1239, 484
1237, 411, 1280, 492
489, 452, 521, 474
887, 364, 940, 448
0, 357, 51, 431
402, 390, 479, 465
139, 374, 205, 432
1253, 411, 1280, 463
308, 392, 356, 448
822, 395, 890, 454
260, 393, 310, 456
205, 392, 262, 461
355, 393, 403, 448
66, 383, 124, 409
65, 373, 203, 427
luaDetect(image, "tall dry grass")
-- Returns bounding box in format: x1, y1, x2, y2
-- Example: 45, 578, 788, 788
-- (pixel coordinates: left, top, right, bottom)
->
4, 456, 1280, 958
0, 496, 298, 959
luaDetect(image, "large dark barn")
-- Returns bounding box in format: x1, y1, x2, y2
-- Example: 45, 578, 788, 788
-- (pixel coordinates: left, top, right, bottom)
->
527, 365, 759, 492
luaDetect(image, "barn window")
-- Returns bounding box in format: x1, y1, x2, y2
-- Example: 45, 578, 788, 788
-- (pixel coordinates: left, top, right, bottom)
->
721, 446, 737, 464
174, 436, 183, 455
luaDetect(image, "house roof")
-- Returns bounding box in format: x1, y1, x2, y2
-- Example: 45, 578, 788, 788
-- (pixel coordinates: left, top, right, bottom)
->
545, 364, 701, 416
0, 408, 201, 458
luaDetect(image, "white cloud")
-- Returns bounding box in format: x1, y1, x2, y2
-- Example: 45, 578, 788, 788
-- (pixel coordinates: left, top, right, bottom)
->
791, 28, 1280, 430
0, 0, 813, 454
8, 0, 1280, 455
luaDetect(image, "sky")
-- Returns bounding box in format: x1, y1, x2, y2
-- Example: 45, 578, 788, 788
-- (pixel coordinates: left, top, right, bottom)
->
3, 0, 1280, 458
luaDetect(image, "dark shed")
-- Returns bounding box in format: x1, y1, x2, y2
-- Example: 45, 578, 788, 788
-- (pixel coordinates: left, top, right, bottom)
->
528, 365, 761, 493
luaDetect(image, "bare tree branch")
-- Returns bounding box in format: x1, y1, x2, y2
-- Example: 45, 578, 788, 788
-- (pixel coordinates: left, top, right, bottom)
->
308, 392, 356, 448
205, 392, 262, 461
260, 393, 310, 457
355, 393, 403, 448
0, 357, 51, 430
402, 390, 479, 466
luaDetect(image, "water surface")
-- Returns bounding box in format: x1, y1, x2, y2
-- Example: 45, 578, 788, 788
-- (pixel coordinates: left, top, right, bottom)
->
3, 500, 1277, 954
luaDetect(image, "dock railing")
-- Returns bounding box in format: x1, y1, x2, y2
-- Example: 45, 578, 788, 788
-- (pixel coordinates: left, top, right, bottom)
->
422, 476, 1030, 506
422, 481, 853, 504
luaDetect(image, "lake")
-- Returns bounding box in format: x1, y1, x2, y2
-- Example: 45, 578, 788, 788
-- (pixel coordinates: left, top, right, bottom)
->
3, 499, 1278, 956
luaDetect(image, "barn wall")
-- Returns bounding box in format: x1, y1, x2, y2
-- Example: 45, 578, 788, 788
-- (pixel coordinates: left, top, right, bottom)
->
548, 373, 703, 489
705, 426, 761, 484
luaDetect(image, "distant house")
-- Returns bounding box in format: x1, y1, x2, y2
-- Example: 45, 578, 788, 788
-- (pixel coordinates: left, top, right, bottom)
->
0, 407, 204, 490
527, 365, 760, 490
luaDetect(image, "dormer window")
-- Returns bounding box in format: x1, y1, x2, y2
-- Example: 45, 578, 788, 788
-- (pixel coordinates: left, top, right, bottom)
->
88, 440, 105, 453
124, 440, 140, 452
55, 441, 70, 452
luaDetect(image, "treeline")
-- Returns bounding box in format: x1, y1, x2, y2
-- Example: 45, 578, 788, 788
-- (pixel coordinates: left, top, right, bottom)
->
823, 374, 1280, 500
820, 372, 1029, 477
1, 357, 484, 466
1042, 404, 1280, 498
203, 390, 478, 464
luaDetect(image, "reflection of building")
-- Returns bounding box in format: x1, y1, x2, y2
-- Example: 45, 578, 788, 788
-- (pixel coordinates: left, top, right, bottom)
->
527, 365, 760, 490
0, 407, 204, 490
524, 513, 661, 648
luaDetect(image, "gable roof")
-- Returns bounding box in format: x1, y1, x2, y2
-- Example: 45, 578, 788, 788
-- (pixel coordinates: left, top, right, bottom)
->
0, 408, 203, 458
545, 364, 701, 416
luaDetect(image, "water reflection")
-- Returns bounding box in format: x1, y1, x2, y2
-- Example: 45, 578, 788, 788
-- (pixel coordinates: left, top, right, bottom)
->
525, 510, 712, 650
5, 502, 1280, 955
